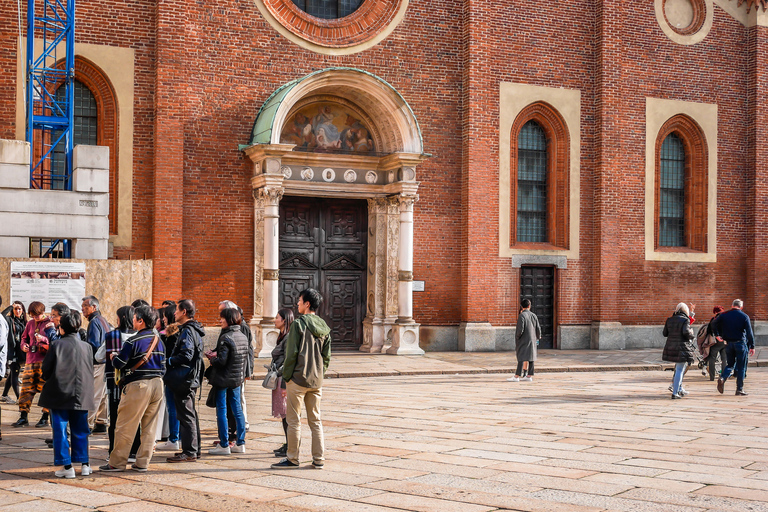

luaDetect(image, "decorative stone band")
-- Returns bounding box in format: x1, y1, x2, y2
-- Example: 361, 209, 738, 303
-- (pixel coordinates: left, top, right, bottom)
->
263, 269, 280, 281
398, 270, 413, 282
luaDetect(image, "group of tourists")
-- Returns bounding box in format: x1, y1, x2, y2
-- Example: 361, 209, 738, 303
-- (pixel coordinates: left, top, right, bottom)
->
0, 288, 332, 478
662, 298, 755, 399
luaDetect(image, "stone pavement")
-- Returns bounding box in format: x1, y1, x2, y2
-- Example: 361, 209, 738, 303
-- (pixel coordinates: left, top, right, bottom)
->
1, 352, 768, 511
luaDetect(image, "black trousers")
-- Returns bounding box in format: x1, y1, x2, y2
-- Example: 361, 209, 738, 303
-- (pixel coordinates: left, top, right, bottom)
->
173, 388, 201, 457
515, 361, 535, 376
108, 386, 141, 456
3, 362, 21, 398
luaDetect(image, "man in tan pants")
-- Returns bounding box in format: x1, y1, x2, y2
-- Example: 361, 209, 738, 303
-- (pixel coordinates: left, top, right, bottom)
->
100, 305, 165, 472
272, 288, 331, 470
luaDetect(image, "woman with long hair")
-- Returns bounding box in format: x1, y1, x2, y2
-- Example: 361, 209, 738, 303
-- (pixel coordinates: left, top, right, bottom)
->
662, 302, 696, 399
1, 301, 27, 403
270, 308, 294, 458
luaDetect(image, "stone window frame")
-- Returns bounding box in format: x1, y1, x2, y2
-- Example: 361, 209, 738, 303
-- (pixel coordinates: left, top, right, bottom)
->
509, 103, 570, 250
645, 98, 717, 263
499, 83, 580, 260
16, 41, 135, 248
654, 115, 708, 253
254, 0, 409, 54
654, 0, 713, 45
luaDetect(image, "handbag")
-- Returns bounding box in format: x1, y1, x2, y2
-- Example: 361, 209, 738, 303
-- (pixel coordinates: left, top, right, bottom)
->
115, 335, 159, 387
94, 341, 107, 364
262, 364, 279, 390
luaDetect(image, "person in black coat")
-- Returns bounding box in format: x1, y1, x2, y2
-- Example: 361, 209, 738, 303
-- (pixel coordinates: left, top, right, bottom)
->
39, 311, 95, 479
662, 302, 696, 400
1, 302, 27, 403
205, 307, 249, 455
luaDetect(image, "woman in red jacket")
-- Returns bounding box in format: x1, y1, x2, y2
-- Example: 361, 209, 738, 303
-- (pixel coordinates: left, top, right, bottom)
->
12, 301, 54, 427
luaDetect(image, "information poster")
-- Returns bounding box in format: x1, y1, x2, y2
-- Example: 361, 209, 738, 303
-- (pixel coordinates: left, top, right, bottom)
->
10, 261, 86, 311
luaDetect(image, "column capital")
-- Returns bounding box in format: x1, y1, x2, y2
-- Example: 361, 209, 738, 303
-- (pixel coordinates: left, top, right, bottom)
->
397, 194, 419, 212
253, 185, 284, 206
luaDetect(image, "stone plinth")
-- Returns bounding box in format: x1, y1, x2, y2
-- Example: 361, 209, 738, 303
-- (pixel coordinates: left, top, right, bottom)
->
458, 322, 496, 352
590, 321, 626, 350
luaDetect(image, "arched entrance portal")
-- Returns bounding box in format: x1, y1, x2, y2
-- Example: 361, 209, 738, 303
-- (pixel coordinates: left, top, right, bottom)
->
242, 68, 428, 356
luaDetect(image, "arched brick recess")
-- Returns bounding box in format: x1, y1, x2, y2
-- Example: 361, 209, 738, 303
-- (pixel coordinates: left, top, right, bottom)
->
509, 102, 570, 250
262, 0, 404, 48
52, 57, 120, 235
654, 114, 708, 252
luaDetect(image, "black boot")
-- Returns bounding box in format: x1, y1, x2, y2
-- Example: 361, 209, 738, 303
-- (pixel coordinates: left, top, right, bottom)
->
35, 412, 49, 428
274, 444, 287, 457
12, 412, 28, 427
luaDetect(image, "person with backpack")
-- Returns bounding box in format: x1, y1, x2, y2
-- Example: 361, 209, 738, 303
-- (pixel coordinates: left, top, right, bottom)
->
164, 299, 205, 463
662, 302, 696, 399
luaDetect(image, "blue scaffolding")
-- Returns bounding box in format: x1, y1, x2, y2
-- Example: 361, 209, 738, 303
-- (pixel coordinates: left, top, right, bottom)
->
26, 0, 75, 190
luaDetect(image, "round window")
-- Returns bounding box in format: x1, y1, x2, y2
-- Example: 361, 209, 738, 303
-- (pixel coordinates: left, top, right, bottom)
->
291, 0, 363, 20
663, 0, 705, 35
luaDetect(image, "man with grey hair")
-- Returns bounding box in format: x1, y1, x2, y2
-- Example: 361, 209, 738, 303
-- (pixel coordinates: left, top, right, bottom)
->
81, 295, 111, 432
218, 301, 254, 433
712, 299, 755, 396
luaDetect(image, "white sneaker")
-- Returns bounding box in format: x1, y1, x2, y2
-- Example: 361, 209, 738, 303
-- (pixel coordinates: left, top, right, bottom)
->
679, 387, 689, 396
155, 440, 180, 452
521, 376, 533, 382
208, 445, 231, 455
127, 456, 136, 463
55, 467, 76, 479
507, 376, 520, 382
231, 443, 246, 454
81, 464, 92, 476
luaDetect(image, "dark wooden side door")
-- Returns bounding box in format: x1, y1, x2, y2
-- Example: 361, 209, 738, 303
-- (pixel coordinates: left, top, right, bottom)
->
520, 266, 555, 349
278, 197, 367, 350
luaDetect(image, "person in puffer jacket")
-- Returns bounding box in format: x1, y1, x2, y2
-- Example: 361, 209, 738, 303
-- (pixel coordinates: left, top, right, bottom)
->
206, 307, 249, 455
662, 302, 696, 400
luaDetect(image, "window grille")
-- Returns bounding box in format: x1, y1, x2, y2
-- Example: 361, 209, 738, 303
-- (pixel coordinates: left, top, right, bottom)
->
30, 239, 71, 259
292, 0, 363, 19
659, 133, 686, 247
51, 81, 98, 190
517, 121, 548, 243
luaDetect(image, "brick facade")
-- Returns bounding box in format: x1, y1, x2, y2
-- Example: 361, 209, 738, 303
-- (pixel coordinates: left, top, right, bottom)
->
1, 0, 765, 345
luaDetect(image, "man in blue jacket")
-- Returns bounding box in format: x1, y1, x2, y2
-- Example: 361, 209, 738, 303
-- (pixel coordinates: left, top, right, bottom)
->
712, 298, 755, 396
82, 296, 111, 433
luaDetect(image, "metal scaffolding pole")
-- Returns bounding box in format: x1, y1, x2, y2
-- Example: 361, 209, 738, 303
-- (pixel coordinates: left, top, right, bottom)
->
26, 0, 75, 190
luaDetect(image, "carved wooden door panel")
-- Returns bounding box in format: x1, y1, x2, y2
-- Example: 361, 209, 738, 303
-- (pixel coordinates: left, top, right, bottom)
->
279, 197, 367, 350
520, 266, 555, 349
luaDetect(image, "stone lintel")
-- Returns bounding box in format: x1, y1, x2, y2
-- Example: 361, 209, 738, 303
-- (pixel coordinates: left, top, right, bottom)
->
511, 254, 567, 269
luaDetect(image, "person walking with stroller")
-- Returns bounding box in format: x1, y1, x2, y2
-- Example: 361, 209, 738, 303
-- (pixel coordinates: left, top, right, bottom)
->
663, 302, 696, 399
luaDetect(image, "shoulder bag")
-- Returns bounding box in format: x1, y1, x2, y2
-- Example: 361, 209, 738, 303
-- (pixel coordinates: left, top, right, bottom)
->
115, 335, 159, 387
262, 363, 279, 390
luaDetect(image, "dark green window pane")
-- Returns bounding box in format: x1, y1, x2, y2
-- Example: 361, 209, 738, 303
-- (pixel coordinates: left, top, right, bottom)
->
659, 133, 685, 247
52, 81, 98, 190
292, 0, 363, 19
517, 121, 547, 243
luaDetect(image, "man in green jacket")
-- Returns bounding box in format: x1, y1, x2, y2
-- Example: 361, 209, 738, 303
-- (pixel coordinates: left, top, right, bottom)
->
272, 288, 331, 469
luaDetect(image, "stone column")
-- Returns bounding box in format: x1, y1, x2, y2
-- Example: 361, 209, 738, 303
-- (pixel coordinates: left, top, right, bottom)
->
387, 194, 423, 355
361, 198, 388, 353
254, 185, 283, 358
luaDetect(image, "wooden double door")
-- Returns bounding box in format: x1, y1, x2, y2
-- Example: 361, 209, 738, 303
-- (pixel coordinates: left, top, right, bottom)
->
520, 266, 555, 349
278, 197, 368, 350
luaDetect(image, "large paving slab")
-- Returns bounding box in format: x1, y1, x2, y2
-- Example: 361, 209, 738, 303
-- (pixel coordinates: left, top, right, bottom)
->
1, 361, 768, 511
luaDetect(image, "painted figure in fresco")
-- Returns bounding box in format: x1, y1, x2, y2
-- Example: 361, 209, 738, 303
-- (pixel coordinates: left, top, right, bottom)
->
279, 104, 375, 153
281, 113, 313, 149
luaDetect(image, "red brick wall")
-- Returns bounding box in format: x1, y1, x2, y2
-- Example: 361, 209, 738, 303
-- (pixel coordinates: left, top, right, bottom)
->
2, 1, 763, 330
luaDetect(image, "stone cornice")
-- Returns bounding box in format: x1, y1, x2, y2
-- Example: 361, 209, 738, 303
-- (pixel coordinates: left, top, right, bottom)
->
715, 0, 768, 26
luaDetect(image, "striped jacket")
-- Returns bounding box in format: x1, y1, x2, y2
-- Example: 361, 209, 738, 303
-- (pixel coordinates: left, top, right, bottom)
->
112, 328, 166, 387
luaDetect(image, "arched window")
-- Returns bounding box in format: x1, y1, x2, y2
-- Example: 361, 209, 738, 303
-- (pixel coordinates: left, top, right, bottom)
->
655, 115, 708, 252
510, 102, 570, 249
517, 121, 548, 242
291, 0, 363, 19
51, 80, 98, 189
658, 133, 685, 247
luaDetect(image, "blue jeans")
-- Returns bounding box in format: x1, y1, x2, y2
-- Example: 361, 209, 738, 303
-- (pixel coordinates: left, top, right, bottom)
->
721, 341, 748, 390
51, 409, 89, 466
165, 386, 179, 443
215, 386, 245, 447
671, 362, 687, 395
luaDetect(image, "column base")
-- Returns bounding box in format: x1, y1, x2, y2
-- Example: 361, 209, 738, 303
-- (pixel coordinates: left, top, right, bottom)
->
361, 318, 386, 353
590, 321, 626, 350
255, 321, 280, 358
458, 322, 495, 352
386, 323, 423, 355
